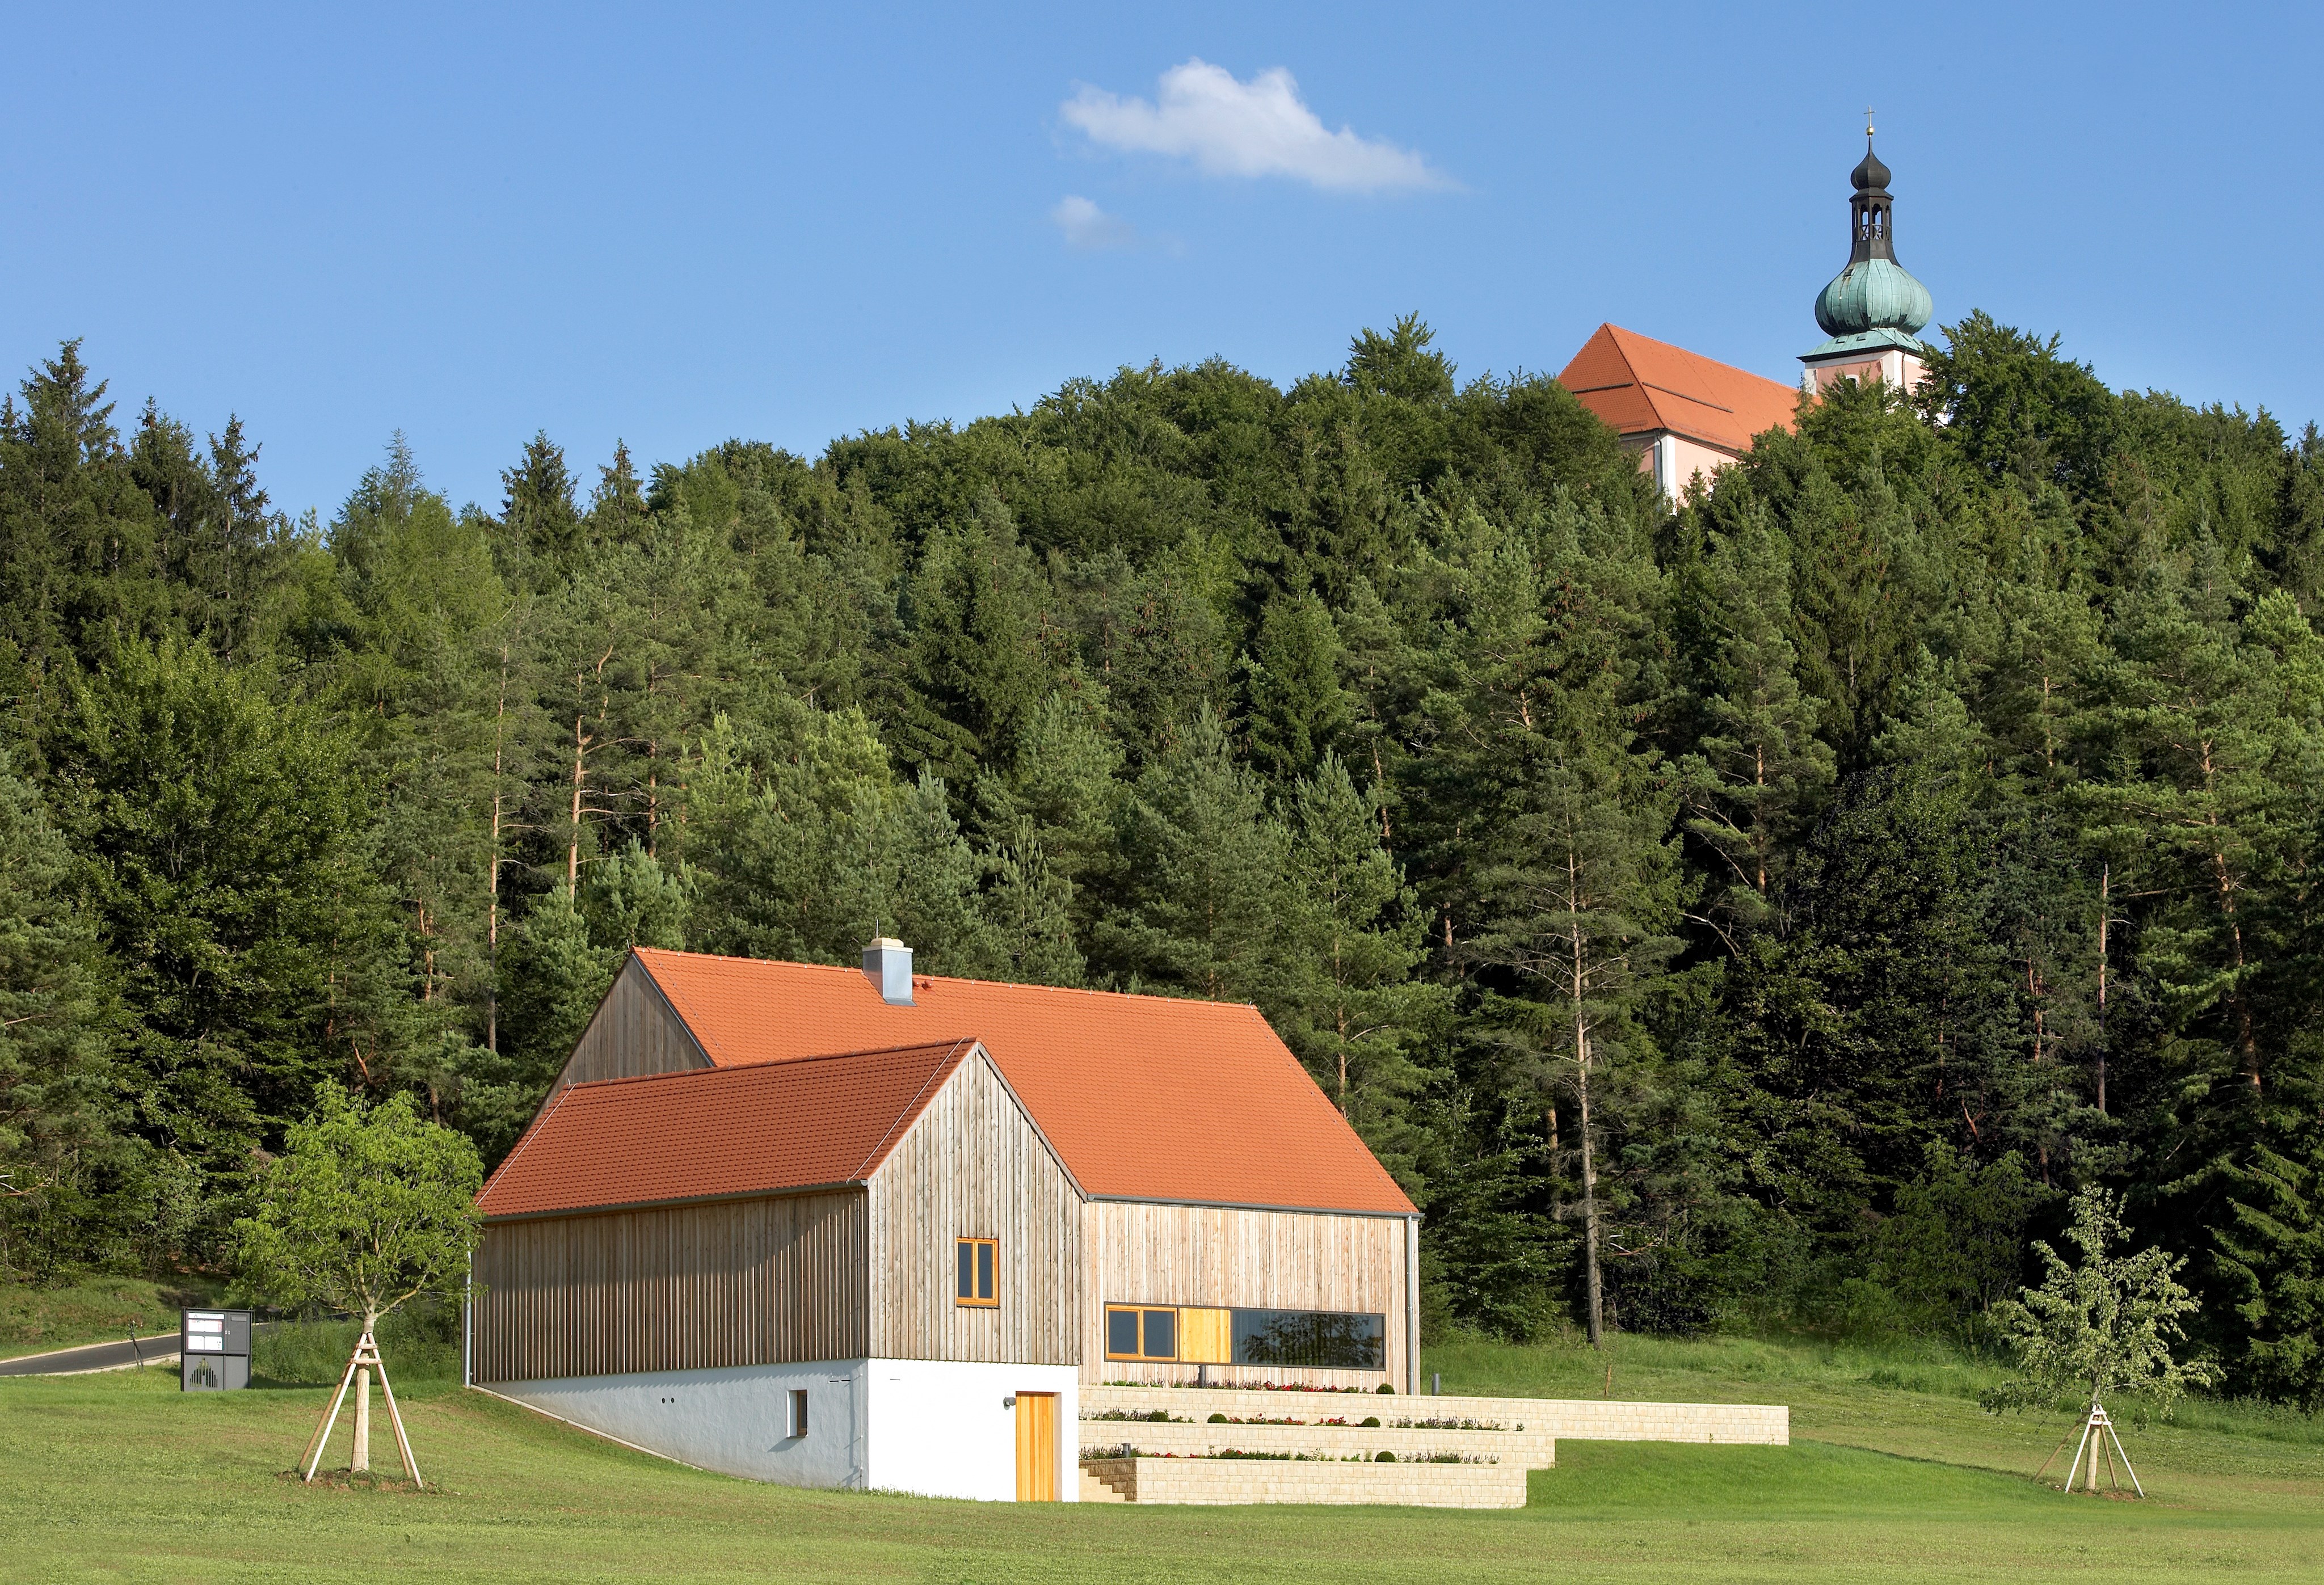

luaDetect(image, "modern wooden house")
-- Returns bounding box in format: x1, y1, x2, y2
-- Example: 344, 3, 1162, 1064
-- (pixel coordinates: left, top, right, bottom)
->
466, 940, 1420, 1500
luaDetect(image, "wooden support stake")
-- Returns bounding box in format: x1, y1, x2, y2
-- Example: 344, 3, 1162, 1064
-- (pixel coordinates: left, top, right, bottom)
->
299, 1331, 424, 1489
374, 1343, 423, 1488
301, 1346, 364, 1482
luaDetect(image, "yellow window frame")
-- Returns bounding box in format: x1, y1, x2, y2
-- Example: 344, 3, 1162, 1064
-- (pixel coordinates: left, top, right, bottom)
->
955, 1237, 998, 1307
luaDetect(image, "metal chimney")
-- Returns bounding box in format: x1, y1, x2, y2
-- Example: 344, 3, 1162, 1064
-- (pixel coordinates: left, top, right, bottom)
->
862, 938, 913, 1006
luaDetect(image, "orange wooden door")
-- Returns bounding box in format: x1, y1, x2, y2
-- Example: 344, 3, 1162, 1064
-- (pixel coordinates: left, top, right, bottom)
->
1014, 1392, 1057, 1500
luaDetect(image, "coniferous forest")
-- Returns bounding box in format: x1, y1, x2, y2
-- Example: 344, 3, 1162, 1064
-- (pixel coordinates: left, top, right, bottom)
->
3, 315, 2321, 1401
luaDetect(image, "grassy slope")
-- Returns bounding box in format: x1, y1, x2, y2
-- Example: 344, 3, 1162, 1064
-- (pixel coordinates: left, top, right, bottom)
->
1, 1334, 2318, 1584
0, 1276, 221, 1359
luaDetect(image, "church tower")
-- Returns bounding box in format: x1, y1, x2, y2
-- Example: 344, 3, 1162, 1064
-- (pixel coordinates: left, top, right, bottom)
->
1799, 124, 1936, 394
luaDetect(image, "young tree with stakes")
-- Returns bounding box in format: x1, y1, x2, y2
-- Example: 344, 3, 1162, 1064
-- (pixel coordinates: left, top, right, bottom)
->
236, 1085, 483, 1486
1982, 1188, 2218, 1495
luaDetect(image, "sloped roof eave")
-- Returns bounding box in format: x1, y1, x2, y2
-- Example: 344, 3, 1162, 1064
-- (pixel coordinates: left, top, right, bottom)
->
473, 1036, 987, 1220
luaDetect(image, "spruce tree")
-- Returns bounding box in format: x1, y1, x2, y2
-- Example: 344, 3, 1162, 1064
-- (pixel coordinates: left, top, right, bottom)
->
1678, 507, 1834, 923
1241, 588, 1351, 783
0, 757, 125, 1279
1096, 704, 1288, 1004
1277, 752, 1443, 1154
501, 431, 584, 572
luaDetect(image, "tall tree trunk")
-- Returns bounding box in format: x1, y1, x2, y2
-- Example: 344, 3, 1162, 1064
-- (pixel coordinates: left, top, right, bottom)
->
2095, 862, 2108, 1115
487, 644, 507, 1056
1572, 905, 1604, 1350
569, 703, 587, 900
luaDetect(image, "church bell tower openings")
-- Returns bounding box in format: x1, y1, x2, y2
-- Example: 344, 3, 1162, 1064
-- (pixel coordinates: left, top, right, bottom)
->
1799, 117, 1936, 395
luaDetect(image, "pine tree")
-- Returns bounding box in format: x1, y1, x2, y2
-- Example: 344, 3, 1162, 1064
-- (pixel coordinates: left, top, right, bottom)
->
1468, 720, 1683, 1346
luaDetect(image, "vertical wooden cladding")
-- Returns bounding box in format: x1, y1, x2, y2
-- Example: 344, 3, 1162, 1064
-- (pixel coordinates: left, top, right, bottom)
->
471, 1189, 865, 1383
1081, 1201, 1409, 1387
549, 958, 707, 1099
868, 1051, 1081, 1365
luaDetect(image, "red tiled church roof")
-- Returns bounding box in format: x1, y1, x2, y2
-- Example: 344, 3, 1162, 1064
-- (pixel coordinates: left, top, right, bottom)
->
614, 948, 1417, 1217
478, 1039, 980, 1219
1559, 323, 1799, 456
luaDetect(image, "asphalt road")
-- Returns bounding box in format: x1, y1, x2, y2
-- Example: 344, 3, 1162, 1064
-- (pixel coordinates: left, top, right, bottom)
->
0, 1333, 186, 1376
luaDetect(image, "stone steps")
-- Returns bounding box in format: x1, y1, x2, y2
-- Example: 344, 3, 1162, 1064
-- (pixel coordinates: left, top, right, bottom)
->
1076, 1455, 1526, 1509
1078, 1466, 1131, 1502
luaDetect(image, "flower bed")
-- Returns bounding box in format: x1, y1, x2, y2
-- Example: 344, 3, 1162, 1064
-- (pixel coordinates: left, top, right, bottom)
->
1103, 1380, 1386, 1393
1081, 1445, 1496, 1465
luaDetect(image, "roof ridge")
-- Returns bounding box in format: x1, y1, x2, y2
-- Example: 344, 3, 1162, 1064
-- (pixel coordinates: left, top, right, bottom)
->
557, 1036, 983, 1095
639, 944, 1268, 1017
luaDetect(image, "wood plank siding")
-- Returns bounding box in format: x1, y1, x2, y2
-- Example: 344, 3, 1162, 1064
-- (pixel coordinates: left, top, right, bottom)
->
1083, 1200, 1412, 1388
548, 956, 706, 1102
471, 1189, 865, 1382
867, 1051, 1081, 1365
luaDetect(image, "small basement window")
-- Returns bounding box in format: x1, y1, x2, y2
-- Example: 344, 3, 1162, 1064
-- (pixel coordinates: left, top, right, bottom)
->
956, 1238, 997, 1306
1104, 1305, 1180, 1361
789, 1388, 808, 1438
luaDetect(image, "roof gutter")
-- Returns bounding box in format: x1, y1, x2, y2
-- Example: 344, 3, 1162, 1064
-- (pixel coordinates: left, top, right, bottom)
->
478, 1178, 865, 1225
1087, 1192, 1419, 1221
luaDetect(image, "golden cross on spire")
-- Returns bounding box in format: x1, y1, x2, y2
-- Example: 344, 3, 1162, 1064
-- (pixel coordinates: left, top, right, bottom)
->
1864, 107, 1876, 139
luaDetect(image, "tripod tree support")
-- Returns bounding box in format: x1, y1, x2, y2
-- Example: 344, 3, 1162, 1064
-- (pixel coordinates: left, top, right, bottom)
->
2032, 1400, 2142, 1498
300, 1331, 422, 1486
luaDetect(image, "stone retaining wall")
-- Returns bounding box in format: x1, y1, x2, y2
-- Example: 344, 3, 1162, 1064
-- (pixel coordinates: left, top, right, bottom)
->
1081, 1418, 1555, 1467
1083, 1385, 1786, 1445
1079, 1456, 1527, 1509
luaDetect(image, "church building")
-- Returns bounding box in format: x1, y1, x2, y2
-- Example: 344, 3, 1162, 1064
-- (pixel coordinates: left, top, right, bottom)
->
1560, 129, 1938, 501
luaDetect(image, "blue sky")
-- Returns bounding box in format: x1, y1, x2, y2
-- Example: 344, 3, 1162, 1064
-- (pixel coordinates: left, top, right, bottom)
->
5, 3, 2319, 520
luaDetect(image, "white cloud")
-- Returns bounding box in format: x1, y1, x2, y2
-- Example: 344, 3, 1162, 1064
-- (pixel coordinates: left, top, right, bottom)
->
1060, 58, 1445, 194
1050, 194, 1139, 251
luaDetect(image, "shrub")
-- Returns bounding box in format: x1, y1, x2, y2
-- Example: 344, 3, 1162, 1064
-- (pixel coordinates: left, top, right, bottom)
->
1374, 1450, 1396, 1462
1359, 1415, 1380, 1428
1207, 1412, 1227, 1423
1376, 1382, 1395, 1393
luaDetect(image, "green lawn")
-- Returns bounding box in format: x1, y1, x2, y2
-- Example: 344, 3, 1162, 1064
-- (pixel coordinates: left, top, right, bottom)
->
0, 1275, 220, 1359
3, 1332, 2320, 1583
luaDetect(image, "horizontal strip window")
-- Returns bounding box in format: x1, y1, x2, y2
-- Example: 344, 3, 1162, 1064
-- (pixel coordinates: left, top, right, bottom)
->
1105, 1304, 1385, 1370
1233, 1307, 1384, 1371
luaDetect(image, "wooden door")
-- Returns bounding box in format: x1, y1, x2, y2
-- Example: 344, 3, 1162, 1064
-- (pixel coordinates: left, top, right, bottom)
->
1013, 1392, 1057, 1501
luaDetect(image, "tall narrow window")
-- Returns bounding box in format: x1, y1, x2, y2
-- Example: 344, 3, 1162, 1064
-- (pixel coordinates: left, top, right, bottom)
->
789, 1388, 808, 1438
956, 1238, 998, 1306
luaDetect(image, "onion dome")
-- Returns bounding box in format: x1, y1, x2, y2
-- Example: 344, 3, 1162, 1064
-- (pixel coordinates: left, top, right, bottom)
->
1810, 134, 1933, 341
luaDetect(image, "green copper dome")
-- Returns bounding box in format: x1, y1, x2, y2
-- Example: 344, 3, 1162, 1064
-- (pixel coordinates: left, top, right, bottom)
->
1814, 256, 1934, 338
1804, 133, 1934, 353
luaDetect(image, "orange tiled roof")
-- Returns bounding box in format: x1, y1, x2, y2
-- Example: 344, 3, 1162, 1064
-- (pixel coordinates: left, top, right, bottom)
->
1558, 323, 1799, 456
619, 948, 1417, 1217
478, 1038, 979, 1219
